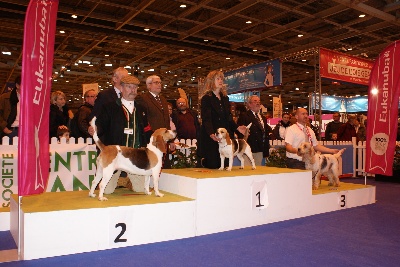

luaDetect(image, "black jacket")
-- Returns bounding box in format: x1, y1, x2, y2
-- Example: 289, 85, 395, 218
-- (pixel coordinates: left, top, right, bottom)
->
96, 98, 152, 147
237, 110, 270, 157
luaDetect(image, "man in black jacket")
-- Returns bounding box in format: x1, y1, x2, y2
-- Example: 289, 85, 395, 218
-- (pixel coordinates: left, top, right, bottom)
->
237, 95, 270, 166
95, 75, 152, 194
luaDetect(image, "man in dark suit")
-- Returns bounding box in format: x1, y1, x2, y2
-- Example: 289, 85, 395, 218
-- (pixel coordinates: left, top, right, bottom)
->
95, 75, 152, 193
237, 95, 270, 166
137, 75, 175, 167
89, 67, 128, 124
137, 75, 170, 130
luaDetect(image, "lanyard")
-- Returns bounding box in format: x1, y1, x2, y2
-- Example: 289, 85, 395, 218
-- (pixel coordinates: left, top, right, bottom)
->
122, 105, 136, 147
296, 123, 313, 145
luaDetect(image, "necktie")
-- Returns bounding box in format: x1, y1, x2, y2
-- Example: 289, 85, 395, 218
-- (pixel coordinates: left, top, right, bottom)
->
255, 113, 265, 133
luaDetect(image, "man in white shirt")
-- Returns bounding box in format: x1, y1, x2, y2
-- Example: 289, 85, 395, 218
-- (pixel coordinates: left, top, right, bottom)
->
285, 108, 339, 169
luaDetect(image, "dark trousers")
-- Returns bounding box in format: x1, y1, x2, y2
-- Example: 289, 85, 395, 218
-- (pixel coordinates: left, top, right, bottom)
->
285, 157, 306, 170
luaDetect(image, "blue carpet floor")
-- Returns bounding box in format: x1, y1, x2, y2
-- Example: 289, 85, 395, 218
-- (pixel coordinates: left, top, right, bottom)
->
1, 178, 400, 267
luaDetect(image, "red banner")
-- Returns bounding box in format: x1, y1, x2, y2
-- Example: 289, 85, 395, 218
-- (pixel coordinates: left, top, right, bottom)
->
319, 48, 373, 85
18, 0, 58, 196
365, 41, 400, 176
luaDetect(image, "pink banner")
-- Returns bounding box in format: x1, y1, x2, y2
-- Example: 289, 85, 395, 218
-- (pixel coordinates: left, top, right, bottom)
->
365, 41, 400, 176
319, 48, 373, 85
18, 0, 58, 196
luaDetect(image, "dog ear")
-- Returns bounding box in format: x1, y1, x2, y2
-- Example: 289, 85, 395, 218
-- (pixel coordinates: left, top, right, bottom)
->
153, 135, 167, 153
225, 132, 232, 145
309, 146, 316, 164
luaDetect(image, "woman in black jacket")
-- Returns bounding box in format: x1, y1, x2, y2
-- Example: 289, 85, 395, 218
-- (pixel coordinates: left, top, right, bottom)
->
199, 70, 246, 169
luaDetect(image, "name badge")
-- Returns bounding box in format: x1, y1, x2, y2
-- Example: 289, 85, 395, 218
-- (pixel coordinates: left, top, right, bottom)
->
124, 128, 133, 135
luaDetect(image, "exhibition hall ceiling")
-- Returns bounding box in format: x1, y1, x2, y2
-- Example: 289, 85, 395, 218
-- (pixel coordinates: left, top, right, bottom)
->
0, 0, 399, 110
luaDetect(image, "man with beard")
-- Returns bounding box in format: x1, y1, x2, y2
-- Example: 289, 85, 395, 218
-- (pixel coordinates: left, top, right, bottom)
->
171, 97, 200, 140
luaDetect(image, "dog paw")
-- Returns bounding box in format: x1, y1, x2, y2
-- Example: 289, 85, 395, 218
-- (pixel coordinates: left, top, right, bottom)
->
98, 196, 108, 201
252, 166, 256, 170
328, 182, 333, 186
89, 192, 96, 198
239, 167, 244, 169
144, 189, 152, 195
312, 185, 319, 190
226, 168, 232, 171
218, 167, 224, 171
155, 192, 164, 197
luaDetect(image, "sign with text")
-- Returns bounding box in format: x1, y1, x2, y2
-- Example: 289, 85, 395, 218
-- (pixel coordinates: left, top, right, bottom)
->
0, 143, 96, 208
319, 48, 373, 85
19, 0, 59, 196
366, 41, 400, 176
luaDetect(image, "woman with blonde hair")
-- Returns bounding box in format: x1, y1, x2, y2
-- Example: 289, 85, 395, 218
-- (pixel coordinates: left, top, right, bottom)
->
198, 70, 246, 169
49, 91, 73, 139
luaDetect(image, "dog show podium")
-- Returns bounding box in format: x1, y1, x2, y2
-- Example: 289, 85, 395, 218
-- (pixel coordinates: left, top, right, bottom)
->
9, 167, 376, 260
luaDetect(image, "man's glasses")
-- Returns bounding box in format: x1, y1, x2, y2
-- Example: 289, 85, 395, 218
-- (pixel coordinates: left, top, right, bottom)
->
177, 102, 186, 105
151, 81, 162, 85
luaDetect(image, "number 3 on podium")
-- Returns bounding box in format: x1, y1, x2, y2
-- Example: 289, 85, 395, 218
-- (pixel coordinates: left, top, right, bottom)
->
251, 180, 269, 210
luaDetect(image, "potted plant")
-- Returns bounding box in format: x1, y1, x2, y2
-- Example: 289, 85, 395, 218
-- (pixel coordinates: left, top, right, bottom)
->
265, 146, 287, 168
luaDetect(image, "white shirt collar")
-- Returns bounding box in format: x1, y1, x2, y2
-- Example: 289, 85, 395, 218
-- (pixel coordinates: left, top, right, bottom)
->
121, 98, 135, 113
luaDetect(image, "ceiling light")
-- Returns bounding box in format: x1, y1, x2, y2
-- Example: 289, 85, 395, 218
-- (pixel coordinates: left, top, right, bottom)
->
295, 87, 299, 90
348, 47, 353, 51
359, 14, 366, 18
144, 28, 150, 31
246, 20, 252, 24
179, 49, 184, 52
180, 4, 186, 8
125, 66, 131, 69
59, 30, 65, 34
198, 66, 201, 68
66, 80, 69, 83
204, 39, 209, 42
226, 57, 230, 60
105, 63, 113, 67
89, 64, 93, 66
306, 71, 309, 74
253, 49, 258, 52
2, 51, 11, 55
148, 68, 154, 72
105, 54, 109, 57
298, 34, 303, 37
71, 14, 77, 19
302, 59, 306, 62
141, 70, 145, 73
124, 40, 129, 43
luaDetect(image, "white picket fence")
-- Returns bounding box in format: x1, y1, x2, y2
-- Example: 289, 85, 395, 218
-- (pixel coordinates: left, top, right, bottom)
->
2, 136, 395, 177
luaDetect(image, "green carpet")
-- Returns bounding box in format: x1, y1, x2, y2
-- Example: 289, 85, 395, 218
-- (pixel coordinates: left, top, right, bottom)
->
163, 166, 307, 179
11, 188, 193, 213
312, 180, 374, 195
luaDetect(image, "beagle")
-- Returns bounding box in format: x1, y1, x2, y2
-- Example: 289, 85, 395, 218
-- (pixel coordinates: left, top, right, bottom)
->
216, 124, 256, 171
88, 117, 176, 201
297, 142, 345, 190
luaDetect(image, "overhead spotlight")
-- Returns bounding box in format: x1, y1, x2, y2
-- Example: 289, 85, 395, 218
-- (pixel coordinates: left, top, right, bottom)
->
180, 4, 186, 8
71, 14, 78, 19
253, 49, 258, 52
359, 14, 366, 18
298, 34, 303, 37
204, 39, 209, 42
348, 47, 353, 51
59, 30, 65, 34
144, 28, 150, 31
246, 20, 252, 24
66, 65, 71, 71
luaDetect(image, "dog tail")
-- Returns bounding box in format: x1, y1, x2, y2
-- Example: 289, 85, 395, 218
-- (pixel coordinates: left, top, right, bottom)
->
334, 148, 345, 159
90, 116, 105, 151
243, 123, 252, 141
